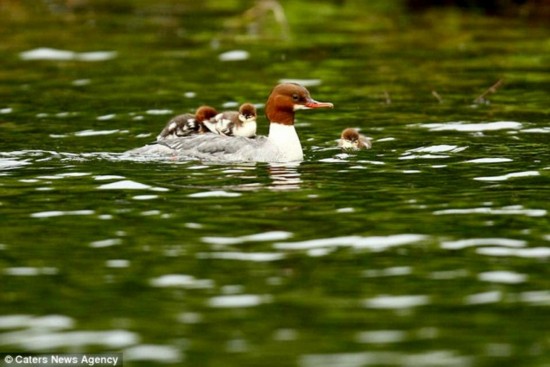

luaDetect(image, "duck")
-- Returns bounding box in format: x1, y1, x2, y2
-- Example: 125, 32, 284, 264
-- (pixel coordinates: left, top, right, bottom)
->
203, 103, 257, 138
338, 128, 372, 151
156, 105, 218, 141
127, 83, 333, 162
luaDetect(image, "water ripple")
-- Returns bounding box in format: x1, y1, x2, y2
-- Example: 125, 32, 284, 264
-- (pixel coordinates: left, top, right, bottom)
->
274, 234, 427, 251
419, 121, 522, 132
0, 329, 137, 350
74, 129, 121, 136
3, 267, 58, 276
441, 238, 526, 250
355, 330, 407, 344
31, 210, 95, 218
363, 295, 430, 309
98, 180, 169, 191
124, 344, 183, 363
197, 252, 284, 262
464, 291, 502, 305
149, 274, 214, 289
433, 205, 546, 217
0, 315, 73, 330
478, 271, 527, 284
473, 170, 540, 181
188, 190, 241, 198
463, 158, 512, 164
20, 48, 117, 62
0, 158, 31, 170
202, 231, 293, 246
208, 294, 271, 308
476, 247, 550, 258
300, 350, 472, 367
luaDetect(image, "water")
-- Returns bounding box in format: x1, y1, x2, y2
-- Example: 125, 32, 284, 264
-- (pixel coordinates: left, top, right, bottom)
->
1, 1, 549, 366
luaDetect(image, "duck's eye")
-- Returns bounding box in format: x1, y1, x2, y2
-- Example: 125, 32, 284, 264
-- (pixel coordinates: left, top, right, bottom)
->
292, 94, 300, 102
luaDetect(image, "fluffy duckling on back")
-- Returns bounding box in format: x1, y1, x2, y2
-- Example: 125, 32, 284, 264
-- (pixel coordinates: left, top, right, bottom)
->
203, 103, 257, 138
157, 105, 218, 141
338, 128, 372, 151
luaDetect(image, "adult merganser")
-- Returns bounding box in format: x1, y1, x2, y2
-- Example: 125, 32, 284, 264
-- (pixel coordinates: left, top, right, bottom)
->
128, 83, 333, 162
338, 128, 372, 150
156, 105, 218, 141
203, 103, 257, 138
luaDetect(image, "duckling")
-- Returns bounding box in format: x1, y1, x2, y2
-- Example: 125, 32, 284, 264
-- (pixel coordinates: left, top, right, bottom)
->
203, 103, 257, 138
157, 105, 218, 141
338, 128, 372, 150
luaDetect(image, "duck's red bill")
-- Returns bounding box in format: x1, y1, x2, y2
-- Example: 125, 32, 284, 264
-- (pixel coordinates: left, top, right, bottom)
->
305, 100, 334, 109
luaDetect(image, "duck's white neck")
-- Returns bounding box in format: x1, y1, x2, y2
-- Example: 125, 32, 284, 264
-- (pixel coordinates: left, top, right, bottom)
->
267, 123, 303, 162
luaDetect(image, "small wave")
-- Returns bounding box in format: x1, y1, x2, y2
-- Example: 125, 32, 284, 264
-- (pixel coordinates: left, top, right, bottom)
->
420, 121, 522, 132
433, 205, 546, 217
202, 231, 293, 245
19, 48, 117, 62
476, 247, 550, 258
441, 238, 526, 250
124, 344, 183, 363
31, 210, 95, 218
197, 252, 284, 262
463, 157, 512, 164
208, 294, 271, 308
363, 295, 430, 309
474, 170, 540, 181
274, 234, 427, 251
149, 274, 214, 289
478, 270, 527, 284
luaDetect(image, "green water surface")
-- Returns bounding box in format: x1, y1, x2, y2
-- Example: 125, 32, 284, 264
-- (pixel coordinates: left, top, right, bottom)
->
1, 1, 549, 366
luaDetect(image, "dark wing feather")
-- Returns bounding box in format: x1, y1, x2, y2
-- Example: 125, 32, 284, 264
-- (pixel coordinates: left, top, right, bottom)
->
157, 113, 196, 140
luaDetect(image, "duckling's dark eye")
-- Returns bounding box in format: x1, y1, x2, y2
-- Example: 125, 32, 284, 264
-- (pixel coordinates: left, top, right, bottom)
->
292, 94, 300, 102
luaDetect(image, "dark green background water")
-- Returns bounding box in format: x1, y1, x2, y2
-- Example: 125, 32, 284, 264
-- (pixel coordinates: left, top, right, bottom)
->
1, 1, 549, 366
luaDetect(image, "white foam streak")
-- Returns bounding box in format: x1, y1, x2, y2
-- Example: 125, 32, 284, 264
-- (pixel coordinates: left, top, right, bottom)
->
464, 291, 502, 305
31, 210, 94, 218
98, 180, 168, 191
408, 145, 467, 153
441, 238, 526, 250
0, 315, 73, 330
124, 344, 183, 363
0, 158, 30, 170
20, 48, 117, 62
208, 294, 271, 308
188, 190, 241, 198
478, 271, 527, 284
0, 329, 137, 350
355, 330, 406, 344
218, 50, 249, 61
363, 295, 430, 309
3, 267, 58, 276
421, 121, 522, 132
474, 171, 539, 181
149, 274, 214, 289
75, 129, 119, 136
399, 154, 449, 160
476, 247, 550, 258
433, 205, 546, 217
274, 234, 427, 251
202, 231, 293, 245
464, 158, 512, 164
197, 252, 284, 262
520, 291, 550, 305
300, 350, 472, 367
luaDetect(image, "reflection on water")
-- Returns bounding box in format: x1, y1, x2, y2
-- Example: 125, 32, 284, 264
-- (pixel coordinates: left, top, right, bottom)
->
268, 162, 302, 190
